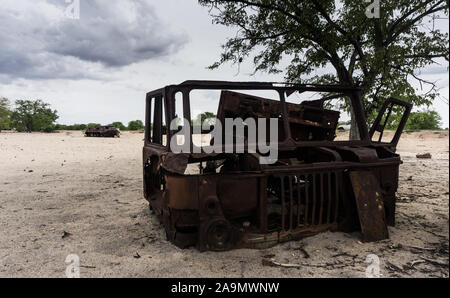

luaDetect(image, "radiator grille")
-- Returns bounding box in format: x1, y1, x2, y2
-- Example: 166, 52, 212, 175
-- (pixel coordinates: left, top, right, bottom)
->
268, 170, 343, 232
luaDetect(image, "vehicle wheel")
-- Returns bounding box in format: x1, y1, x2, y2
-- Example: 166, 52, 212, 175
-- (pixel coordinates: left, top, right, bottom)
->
205, 218, 232, 251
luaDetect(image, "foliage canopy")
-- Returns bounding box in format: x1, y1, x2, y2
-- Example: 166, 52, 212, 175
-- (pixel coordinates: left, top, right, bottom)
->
199, 0, 449, 123
11, 100, 59, 132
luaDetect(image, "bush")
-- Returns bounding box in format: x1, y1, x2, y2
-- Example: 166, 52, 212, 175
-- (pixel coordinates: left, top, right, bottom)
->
384, 109, 442, 130
405, 110, 442, 130
86, 123, 101, 128
128, 120, 144, 131
111, 121, 127, 131
75, 124, 87, 130
192, 112, 216, 126
54, 124, 88, 131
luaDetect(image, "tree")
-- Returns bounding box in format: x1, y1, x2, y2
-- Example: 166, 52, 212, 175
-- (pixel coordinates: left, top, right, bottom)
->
87, 123, 101, 128
0, 97, 11, 131
385, 109, 442, 130
111, 121, 127, 131
74, 124, 87, 130
54, 123, 88, 131
193, 112, 217, 126
11, 100, 59, 132
128, 120, 145, 131
199, 0, 449, 138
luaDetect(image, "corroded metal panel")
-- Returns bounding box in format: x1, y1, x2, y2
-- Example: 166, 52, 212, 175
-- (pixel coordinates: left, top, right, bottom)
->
349, 171, 389, 242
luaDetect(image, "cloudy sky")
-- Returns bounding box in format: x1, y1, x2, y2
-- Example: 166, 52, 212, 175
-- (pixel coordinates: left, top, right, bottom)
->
0, 0, 448, 127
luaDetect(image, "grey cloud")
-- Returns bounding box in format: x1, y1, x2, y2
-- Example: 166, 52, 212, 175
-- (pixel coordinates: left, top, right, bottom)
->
0, 0, 188, 81
417, 63, 449, 75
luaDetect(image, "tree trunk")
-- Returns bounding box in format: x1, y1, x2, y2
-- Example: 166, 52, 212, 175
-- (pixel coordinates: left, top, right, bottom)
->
349, 104, 360, 140
333, 61, 361, 140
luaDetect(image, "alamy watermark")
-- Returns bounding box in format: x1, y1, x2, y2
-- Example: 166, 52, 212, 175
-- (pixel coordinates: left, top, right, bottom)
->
365, 254, 381, 278
365, 0, 380, 19
170, 118, 279, 165
65, 0, 80, 20
65, 254, 80, 278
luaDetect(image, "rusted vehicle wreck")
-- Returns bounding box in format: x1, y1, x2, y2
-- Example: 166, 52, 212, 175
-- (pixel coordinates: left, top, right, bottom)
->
143, 81, 412, 251
85, 125, 120, 138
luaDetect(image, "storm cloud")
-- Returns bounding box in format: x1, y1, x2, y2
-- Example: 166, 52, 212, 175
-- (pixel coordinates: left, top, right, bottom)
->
0, 0, 188, 81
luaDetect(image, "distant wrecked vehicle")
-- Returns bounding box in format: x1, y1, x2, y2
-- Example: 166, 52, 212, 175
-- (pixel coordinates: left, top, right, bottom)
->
85, 125, 120, 138
337, 124, 351, 131
143, 80, 412, 251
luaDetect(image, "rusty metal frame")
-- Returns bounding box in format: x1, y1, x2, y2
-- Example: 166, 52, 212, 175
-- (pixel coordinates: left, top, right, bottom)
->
369, 97, 413, 149
143, 80, 411, 251
145, 81, 371, 150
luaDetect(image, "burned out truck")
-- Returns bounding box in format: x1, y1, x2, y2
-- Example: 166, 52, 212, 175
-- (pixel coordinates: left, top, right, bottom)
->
85, 125, 120, 138
143, 81, 412, 251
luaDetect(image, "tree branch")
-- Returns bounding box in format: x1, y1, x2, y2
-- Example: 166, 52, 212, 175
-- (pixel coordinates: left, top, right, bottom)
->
391, 65, 439, 92
216, 0, 303, 24
385, 1, 448, 45
234, 30, 291, 42
348, 49, 358, 76
405, 53, 450, 61
387, 0, 436, 34
311, 0, 369, 77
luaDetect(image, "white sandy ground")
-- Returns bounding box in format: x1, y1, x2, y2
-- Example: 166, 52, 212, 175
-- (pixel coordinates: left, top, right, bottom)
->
0, 130, 448, 278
